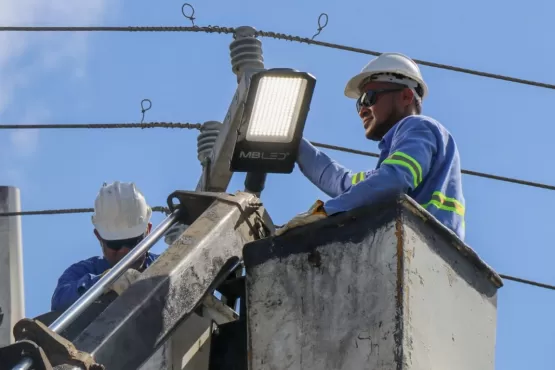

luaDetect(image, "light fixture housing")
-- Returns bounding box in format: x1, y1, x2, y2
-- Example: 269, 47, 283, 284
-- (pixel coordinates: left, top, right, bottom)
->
230, 68, 316, 174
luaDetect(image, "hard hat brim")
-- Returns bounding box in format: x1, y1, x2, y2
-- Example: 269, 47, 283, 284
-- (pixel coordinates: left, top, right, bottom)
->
344, 71, 429, 100
344, 72, 374, 99
95, 218, 151, 241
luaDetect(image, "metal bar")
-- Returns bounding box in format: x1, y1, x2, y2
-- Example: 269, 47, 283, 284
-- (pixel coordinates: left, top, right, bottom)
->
12, 209, 181, 370
194, 72, 255, 192
51, 210, 181, 333
0, 186, 25, 347
51, 191, 269, 370
11, 357, 32, 370
244, 172, 267, 196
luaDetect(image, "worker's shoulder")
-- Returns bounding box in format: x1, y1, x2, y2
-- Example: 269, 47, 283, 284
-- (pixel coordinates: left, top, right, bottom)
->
62, 256, 109, 274
397, 114, 452, 135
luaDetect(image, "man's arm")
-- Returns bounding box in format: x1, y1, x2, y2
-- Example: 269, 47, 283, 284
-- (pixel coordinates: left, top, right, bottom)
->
297, 138, 377, 198
51, 259, 107, 311
323, 117, 438, 215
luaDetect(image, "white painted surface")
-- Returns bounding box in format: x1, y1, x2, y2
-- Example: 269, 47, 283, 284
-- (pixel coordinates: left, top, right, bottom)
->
247, 223, 399, 370
140, 343, 172, 370
171, 296, 238, 370
139, 295, 237, 370
246, 214, 500, 370
0, 186, 25, 346
171, 313, 213, 370
401, 224, 498, 369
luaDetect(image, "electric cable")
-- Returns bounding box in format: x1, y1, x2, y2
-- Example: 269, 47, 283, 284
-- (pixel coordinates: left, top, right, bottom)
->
0, 25, 552, 90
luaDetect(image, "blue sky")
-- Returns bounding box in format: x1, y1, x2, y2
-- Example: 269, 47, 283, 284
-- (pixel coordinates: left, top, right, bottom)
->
0, 0, 553, 368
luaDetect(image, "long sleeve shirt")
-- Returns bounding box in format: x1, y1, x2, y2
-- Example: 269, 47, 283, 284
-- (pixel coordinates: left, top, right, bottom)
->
51, 252, 159, 311
297, 114, 466, 240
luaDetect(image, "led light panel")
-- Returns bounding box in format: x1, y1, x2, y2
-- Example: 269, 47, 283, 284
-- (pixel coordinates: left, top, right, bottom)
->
246, 76, 308, 143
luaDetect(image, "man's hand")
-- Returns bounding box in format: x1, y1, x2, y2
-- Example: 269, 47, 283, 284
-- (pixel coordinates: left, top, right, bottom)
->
99, 269, 111, 279
275, 200, 327, 236
111, 269, 141, 295
101, 268, 141, 295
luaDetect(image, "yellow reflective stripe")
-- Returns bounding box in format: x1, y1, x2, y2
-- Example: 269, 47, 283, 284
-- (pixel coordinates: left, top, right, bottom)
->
382, 151, 423, 188
421, 191, 465, 217
383, 158, 418, 187
351, 171, 365, 185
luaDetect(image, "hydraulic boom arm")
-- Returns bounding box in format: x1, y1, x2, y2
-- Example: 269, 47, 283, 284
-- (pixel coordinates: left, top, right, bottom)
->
0, 190, 272, 370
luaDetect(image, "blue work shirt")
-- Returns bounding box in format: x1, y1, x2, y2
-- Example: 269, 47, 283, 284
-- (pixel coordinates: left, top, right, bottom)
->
51, 252, 159, 311
297, 114, 465, 240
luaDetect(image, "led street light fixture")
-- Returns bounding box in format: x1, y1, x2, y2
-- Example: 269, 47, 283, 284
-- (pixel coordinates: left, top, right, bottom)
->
230, 68, 316, 173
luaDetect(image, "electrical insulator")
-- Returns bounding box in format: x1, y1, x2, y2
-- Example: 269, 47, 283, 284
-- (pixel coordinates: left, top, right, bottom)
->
230, 26, 264, 80
197, 121, 222, 165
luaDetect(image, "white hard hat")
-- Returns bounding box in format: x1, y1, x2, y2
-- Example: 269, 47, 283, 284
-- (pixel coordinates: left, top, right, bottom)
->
344, 52, 428, 100
91, 181, 152, 241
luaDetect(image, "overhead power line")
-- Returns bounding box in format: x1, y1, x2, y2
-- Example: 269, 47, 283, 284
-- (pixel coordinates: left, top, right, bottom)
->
0, 206, 170, 217
0, 122, 203, 130
0, 204, 552, 291
0, 25, 553, 91
499, 274, 555, 291
0, 124, 552, 191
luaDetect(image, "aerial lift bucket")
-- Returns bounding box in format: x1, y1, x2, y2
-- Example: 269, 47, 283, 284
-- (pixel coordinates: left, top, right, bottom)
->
243, 194, 503, 370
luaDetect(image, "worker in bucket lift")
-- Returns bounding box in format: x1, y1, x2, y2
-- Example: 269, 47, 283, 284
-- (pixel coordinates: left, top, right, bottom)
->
51, 181, 160, 311
276, 52, 466, 241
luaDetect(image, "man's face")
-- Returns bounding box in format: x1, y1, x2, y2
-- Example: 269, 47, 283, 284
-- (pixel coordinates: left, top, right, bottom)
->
95, 223, 152, 269
102, 243, 135, 267
356, 81, 414, 141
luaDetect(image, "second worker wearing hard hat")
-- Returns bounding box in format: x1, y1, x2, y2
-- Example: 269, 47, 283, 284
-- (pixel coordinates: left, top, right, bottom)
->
51, 181, 160, 311
277, 52, 466, 241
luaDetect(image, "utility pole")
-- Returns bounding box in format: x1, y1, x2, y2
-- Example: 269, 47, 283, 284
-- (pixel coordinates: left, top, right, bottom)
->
0, 186, 25, 347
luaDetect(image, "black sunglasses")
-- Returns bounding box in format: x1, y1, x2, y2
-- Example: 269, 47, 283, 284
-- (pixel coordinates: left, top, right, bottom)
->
104, 233, 146, 251
356, 88, 405, 113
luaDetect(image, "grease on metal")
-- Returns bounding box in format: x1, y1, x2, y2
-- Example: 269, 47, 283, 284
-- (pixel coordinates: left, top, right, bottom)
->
394, 215, 405, 370
402, 198, 429, 223
307, 250, 322, 268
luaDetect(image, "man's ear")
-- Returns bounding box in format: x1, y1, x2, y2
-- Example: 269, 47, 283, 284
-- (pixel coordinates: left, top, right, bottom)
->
146, 222, 153, 234
402, 88, 415, 107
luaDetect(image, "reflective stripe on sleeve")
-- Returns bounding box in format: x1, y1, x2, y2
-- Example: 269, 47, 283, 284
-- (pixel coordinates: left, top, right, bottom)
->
351, 171, 366, 185
382, 151, 423, 188
421, 191, 465, 217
